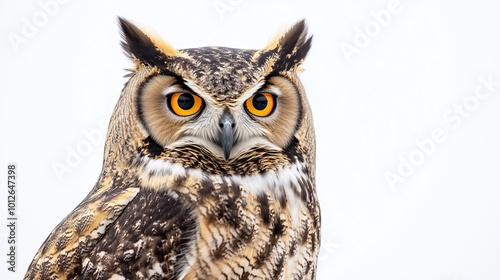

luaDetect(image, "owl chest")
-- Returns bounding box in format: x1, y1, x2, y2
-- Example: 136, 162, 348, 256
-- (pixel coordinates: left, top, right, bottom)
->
170, 175, 317, 279
137, 161, 319, 279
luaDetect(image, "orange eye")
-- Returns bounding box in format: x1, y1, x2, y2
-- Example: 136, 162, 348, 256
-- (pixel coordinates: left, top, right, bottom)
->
245, 93, 275, 117
168, 92, 203, 116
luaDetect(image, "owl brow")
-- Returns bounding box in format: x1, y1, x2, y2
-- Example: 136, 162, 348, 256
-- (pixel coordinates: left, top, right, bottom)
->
181, 78, 218, 103
153, 69, 191, 92
173, 79, 194, 93
254, 80, 272, 93
257, 76, 286, 97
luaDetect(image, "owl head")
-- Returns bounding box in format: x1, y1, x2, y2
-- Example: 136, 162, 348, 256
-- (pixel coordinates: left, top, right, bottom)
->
105, 18, 315, 176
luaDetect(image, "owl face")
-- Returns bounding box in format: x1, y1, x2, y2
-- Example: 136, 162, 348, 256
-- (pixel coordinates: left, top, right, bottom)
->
115, 18, 314, 174
138, 68, 302, 160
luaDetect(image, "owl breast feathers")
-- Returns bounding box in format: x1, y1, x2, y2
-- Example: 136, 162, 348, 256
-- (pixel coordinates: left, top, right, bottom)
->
25, 17, 320, 280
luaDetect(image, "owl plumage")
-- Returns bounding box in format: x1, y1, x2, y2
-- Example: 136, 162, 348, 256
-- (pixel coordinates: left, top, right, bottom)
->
25, 18, 320, 280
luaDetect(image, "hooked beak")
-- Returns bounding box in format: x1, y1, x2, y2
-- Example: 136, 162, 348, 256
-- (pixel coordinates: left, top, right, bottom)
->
219, 110, 235, 160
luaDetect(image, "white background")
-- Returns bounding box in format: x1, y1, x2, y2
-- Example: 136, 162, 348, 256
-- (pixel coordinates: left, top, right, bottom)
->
1, 0, 500, 279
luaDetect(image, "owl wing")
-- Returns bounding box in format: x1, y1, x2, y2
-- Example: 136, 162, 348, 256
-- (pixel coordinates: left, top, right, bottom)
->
72, 187, 197, 280
24, 172, 140, 280
25, 171, 198, 280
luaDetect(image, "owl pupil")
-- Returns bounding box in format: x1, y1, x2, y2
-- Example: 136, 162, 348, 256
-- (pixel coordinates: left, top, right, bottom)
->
177, 94, 195, 110
252, 94, 268, 110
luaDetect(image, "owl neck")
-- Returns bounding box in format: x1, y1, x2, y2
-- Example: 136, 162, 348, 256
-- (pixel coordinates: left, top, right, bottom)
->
133, 135, 305, 176
134, 145, 313, 202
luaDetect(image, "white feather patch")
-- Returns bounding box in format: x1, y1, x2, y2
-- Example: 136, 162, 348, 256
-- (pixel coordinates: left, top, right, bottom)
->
138, 157, 307, 229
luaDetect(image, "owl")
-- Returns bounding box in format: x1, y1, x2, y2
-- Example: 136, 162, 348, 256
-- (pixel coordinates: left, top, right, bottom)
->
25, 17, 320, 280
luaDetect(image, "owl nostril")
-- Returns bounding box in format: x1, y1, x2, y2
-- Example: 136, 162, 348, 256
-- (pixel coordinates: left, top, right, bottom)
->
219, 121, 235, 129
219, 109, 235, 128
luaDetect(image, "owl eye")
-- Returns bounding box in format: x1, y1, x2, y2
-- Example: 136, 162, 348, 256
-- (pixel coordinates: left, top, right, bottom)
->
168, 92, 203, 116
245, 93, 275, 117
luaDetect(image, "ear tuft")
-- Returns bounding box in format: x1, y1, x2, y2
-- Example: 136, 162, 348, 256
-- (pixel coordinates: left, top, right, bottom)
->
118, 17, 178, 68
265, 19, 312, 73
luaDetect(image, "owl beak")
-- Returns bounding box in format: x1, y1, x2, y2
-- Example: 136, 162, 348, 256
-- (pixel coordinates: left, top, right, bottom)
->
219, 110, 235, 160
